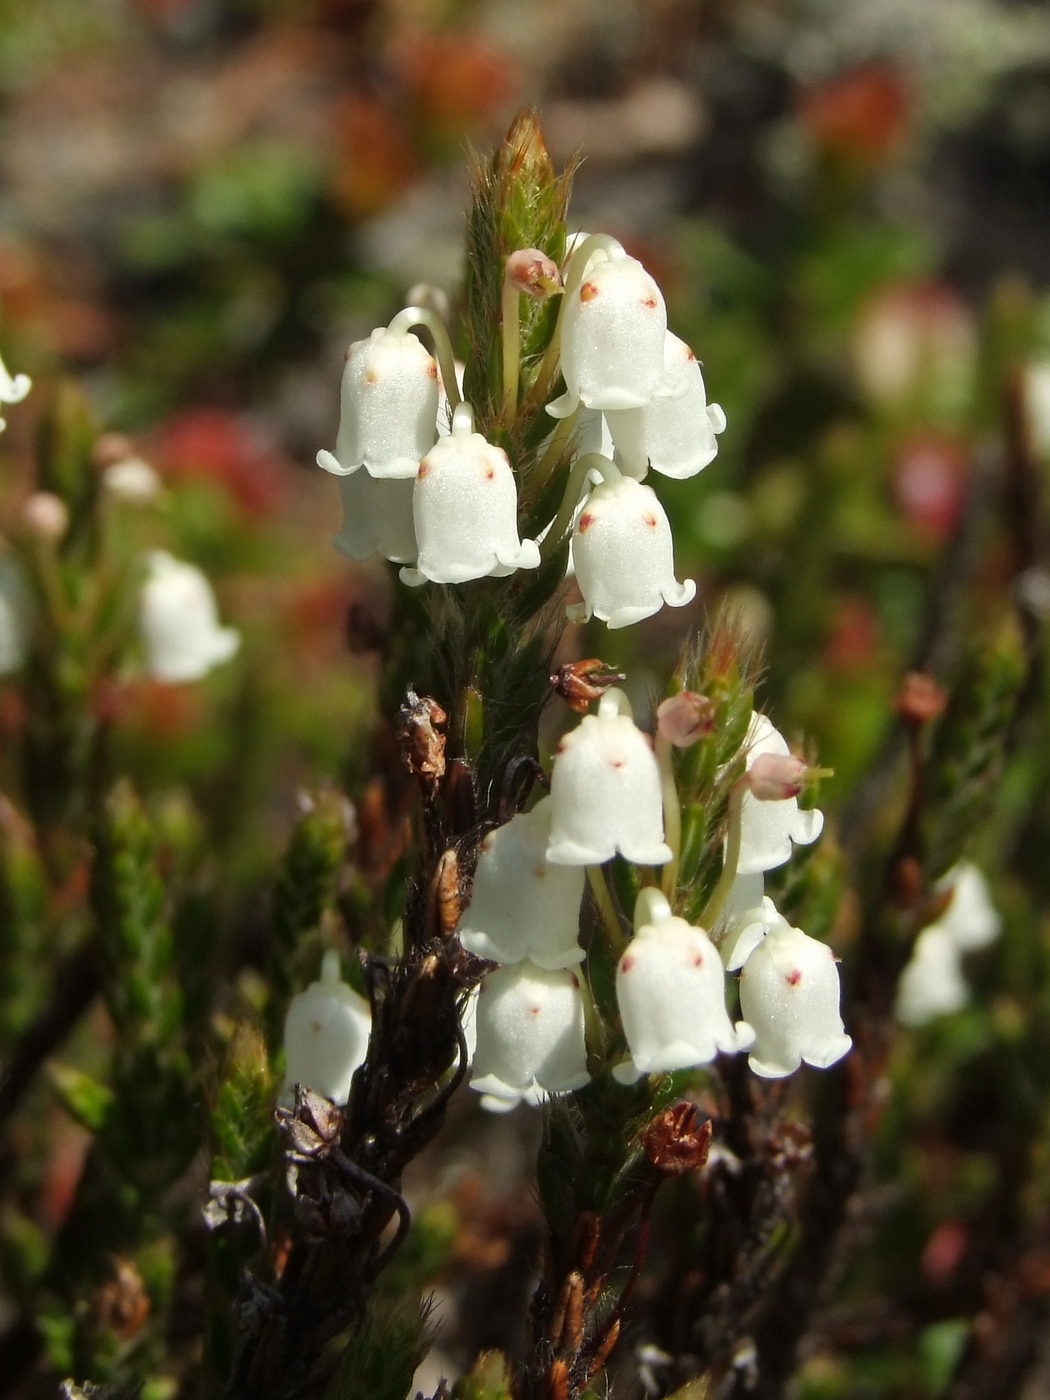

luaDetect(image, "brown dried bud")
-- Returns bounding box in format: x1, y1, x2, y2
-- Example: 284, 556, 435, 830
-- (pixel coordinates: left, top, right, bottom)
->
505, 248, 562, 298
895, 671, 948, 726
746, 752, 807, 801
397, 688, 447, 793
90, 1257, 150, 1340
550, 659, 626, 713
641, 1102, 712, 1176
432, 848, 462, 940
656, 690, 716, 747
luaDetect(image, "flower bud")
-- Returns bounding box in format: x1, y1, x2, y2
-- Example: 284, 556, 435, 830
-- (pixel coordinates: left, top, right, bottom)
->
745, 752, 807, 802
469, 961, 589, 1111
737, 714, 823, 875
605, 332, 726, 480
546, 688, 672, 867
283, 951, 371, 1105
548, 250, 668, 418
656, 690, 715, 748
455, 799, 585, 970
613, 888, 753, 1084
505, 249, 561, 297
317, 327, 439, 479
737, 921, 852, 1078
569, 473, 695, 629
22, 491, 69, 541
400, 411, 539, 586
332, 471, 417, 565
138, 551, 240, 683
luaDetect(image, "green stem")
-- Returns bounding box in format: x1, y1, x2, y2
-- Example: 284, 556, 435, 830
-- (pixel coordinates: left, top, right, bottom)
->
539, 452, 608, 561
587, 864, 626, 957
529, 408, 580, 493
501, 277, 520, 424
700, 785, 744, 930
387, 306, 462, 413
657, 734, 680, 903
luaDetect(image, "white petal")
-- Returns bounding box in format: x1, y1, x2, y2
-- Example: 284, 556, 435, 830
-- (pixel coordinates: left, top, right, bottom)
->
138, 551, 240, 683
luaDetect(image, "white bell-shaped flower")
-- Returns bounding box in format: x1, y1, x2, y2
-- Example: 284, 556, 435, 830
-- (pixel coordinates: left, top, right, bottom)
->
606, 333, 726, 481
316, 327, 439, 479
400, 405, 540, 587
894, 926, 969, 1028
469, 960, 590, 1111
568, 470, 695, 629
332, 470, 417, 564
548, 249, 668, 418
283, 951, 372, 1105
737, 714, 824, 875
614, 889, 753, 1084
0, 555, 28, 675
936, 862, 1001, 952
546, 688, 672, 867
138, 550, 240, 683
455, 799, 585, 970
0, 351, 31, 432
737, 921, 852, 1078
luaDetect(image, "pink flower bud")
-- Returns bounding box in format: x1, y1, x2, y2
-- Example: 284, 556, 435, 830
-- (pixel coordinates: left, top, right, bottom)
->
22, 492, 69, 541
505, 249, 561, 298
656, 690, 715, 748
745, 752, 807, 802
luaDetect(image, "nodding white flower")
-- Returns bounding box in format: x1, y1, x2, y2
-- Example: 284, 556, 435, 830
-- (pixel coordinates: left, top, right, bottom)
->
737, 714, 823, 875
0, 352, 31, 432
546, 688, 673, 867
894, 925, 969, 1027
568, 471, 695, 629
0, 555, 28, 675
455, 799, 585, 970
936, 862, 1001, 952
614, 889, 753, 1084
283, 951, 371, 1105
138, 551, 240, 683
316, 327, 438, 479
738, 921, 852, 1078
399, 406, 540, 586
548, 249, 668, 418
102, 457, 162, 504
606, 333, 726, 480
332, 471, 417, 565
469, 961, 590, 1111
716, 872, 778, 971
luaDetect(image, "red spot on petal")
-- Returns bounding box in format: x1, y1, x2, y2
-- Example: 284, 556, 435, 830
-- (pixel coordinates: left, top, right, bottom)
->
418, 461, 430, 478
580, 281, 599, 302
786, 968, 802, 986
609, 758, 625, 769
427, 363, 438, 378
529, 1005, 541, 1016
622, 954, 635, 973
578, 512, 595, 533
642, 296, 657, 309
365, 371, 378, 385
532, 865, 547, 880
642, 512, 658, 528
485, 466, 496, 480
693, 953, 704, 967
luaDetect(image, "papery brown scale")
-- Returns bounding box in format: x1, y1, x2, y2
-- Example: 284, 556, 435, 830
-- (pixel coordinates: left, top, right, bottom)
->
642, 1103, 713, 1176
550, 659, 626, 713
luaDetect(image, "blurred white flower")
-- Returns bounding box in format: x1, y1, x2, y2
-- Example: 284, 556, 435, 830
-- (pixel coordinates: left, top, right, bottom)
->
0, 351, 31, 433
283, 951, 371, 1106
139, 551, 240, 683
455, 799, 585, 970
470, 961, 589, 1112
894, 925, 969, 1027
0, 555, 29, 675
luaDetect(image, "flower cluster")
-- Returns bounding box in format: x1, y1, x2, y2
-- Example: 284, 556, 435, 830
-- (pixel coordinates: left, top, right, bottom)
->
308, 218, 851, 1112
317, 237, 724, 627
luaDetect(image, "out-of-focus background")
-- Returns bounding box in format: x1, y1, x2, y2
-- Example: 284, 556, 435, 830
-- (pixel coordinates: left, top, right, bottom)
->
4, 2, 1050, 1396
